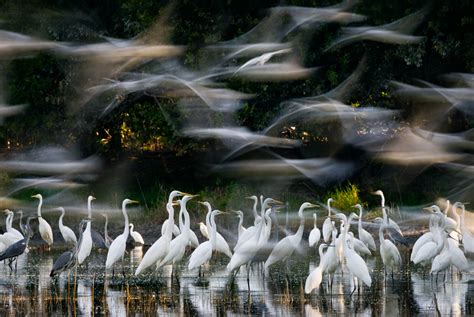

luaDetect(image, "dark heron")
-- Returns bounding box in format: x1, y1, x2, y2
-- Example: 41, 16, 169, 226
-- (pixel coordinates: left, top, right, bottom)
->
50, 218, 91, 278
91, 228, 108, 250
0, 216, 36, 271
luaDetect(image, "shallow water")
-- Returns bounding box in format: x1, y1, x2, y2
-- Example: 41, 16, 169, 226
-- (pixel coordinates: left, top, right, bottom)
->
0, 246, 473, 316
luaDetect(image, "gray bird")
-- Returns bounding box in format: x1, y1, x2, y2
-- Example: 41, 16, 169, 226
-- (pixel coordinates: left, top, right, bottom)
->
50, 218, 91, 278
0, 216, 36, 271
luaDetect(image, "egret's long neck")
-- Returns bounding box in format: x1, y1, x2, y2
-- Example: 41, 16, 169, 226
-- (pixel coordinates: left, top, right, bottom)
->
74, 223, 86, 254
122, 201, 130, 236
378, 225, 385, 244
104, 217, 109, 238
210, 212, 218, 249
296, 206, 305, 238
6, 214, 12, 232
205, 205, 212, 232
327, 200, 332, 217
37, 197, 43, 217
358, 208, 363, 229
252, 198, 258, 220
380, 193, 385, 208
165, 203, 174, 239
87, 199, 92, 218
178, 205, 185, 231
182, 205, 190, 239
238, 214, 244, 231
59, 210, 65, 226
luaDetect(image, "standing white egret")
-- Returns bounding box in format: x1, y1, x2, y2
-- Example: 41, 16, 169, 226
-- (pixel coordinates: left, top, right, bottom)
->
264, 202, 318, 269
188, 209, 225, 271
308, 213, 321, 248
177, 206, 199, 248
354, 204, 376, 251
411, 221, 443, 265
322, 198, 334, 243
234, 210, 247, 239
305, 243, 328, 293
246, 195, 261, 225
158, 195, 195, 272
32, 194, 54, 247
200, 201, 233, 258
372, 190, 403, 236
334, 213, 372, 288
57, 207, 77, 245
135, 190, 186, 275
106, 198, 139, 275
234, 197, 282, 251
227, 198, 282, 273
129, 224, 145, 245
375, 219, 402, 277
77, 195, 95, 264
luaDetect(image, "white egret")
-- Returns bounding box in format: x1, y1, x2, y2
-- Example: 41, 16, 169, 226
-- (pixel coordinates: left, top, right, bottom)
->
135, 190, 186, 275
354, 204, 376, 251
305, 243, 328, 293
411, 215, 443, 265
246, 195, 262, 225
161, 219, 181, 237
77, 195, 95, 264
158, 195, 195, 271
32, 194, 54, 247
234, 210, 247, 239
1, 210, 24, 243
177, 206, 199, 248
200, 201, 232, 258
322, 198, 334, 243
308, 213, 321, 248
106, 198, 139, 274
375, 219, 402, 276
373, 190, 403, 236
234, 197, 282, 251
334, 213, 372, 288
227, 198, 282, 273
410, 213, 438, 261
430, 235, 451, 281
188, 209, 225, 271
129, 224, 145, 245
198, 222, 209, 239
17, 211, 28, 237
57, 207, 77, 245
348, 232, 371, 256
264, 202, 318, 269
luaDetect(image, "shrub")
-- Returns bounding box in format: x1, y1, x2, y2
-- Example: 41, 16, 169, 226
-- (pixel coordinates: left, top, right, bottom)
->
324, 183, 360, 212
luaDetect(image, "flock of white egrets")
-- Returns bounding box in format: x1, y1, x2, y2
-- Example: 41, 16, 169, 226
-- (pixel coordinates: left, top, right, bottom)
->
0, 189, 472, 295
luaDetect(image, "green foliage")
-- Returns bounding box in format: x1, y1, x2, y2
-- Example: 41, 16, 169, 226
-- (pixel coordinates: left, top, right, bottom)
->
324, 183, 360, 212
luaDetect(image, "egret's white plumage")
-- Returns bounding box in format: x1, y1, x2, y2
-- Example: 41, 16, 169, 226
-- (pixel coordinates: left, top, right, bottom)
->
305, 243, 328, 293
322, 198, 334, 243
158, 195, 195, 268
106, 199, 138, 270
57, 207, 77, 245
188, 209, 224, 270
32, 194, 54, 246
264, 202, 318, 269
129, 223, 145, 245
335, 213, 372, 287
135, 190, 186, 275
354, 204, 376, 251
77, 196, 95, 264
308, 213, 321, 248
